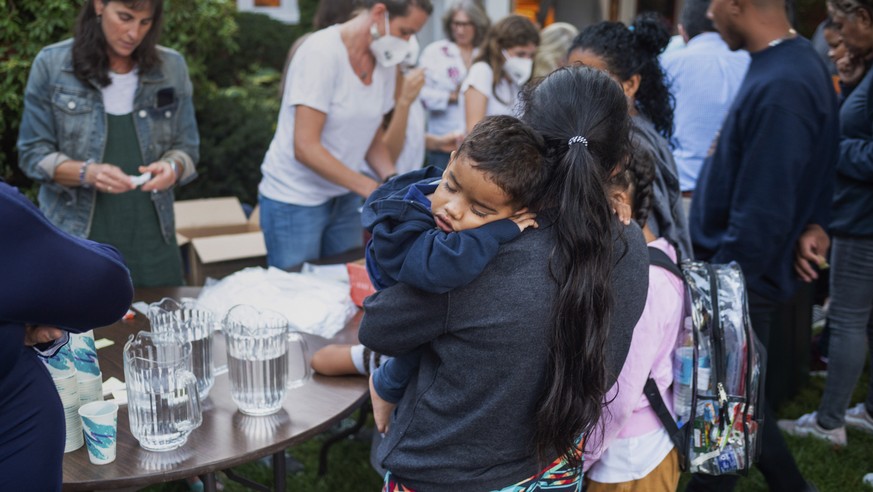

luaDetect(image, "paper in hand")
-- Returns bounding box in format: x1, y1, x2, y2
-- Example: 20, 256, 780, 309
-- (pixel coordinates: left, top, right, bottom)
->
129, 172, 152, 187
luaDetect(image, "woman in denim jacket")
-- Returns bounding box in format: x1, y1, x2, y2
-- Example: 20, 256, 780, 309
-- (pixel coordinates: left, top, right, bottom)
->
18, 0, 198, 287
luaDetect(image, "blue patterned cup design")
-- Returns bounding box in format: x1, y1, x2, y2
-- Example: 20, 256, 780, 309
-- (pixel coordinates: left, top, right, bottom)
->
70, 331, 101, 377
78, 401, 118, 465
42, 341, 75, 377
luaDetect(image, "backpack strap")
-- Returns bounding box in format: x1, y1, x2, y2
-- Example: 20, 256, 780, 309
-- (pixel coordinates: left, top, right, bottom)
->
645, 246, 688, 469
644, 377, 688, 470
648, 246, 683, 280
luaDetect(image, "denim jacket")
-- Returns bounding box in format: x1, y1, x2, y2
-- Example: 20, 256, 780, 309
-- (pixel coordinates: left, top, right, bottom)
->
17, 38, 199, 242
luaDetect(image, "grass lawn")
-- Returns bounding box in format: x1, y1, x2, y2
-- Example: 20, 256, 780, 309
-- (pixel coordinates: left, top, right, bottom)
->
142, 372, 872, 492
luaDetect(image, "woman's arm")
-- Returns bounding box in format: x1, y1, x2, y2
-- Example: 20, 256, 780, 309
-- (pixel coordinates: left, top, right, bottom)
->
17, 50, 73, 185
383, 68, 426, 162
464, 86, 488, 134
295, 105, 382, 198
0, 182, 133, 331
365, 126, 397, 183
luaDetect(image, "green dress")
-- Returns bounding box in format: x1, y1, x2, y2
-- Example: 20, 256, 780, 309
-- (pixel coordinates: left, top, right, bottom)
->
88, 113, 183, 287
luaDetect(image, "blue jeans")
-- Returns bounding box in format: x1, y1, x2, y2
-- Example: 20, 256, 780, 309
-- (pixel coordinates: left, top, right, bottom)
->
259, 193, 363, 270
817, 236, 873, 429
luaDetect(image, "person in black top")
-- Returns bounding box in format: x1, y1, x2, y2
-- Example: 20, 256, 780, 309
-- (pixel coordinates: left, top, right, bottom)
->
688, 0, 839, 490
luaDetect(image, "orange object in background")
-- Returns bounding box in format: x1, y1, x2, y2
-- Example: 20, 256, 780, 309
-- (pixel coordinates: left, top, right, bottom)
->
347, 260, 376, 308
515, 0, 554, 26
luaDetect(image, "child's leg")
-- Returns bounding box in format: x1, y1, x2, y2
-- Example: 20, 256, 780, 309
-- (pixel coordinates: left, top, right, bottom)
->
311, 343, 387, 376
311, 344, 359, 376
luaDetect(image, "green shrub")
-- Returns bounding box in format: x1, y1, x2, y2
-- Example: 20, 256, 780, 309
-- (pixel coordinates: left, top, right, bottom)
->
177, 67, 281, 207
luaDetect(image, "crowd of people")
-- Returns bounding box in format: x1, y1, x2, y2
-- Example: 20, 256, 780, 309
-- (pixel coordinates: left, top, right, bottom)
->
5, 0, 873, 490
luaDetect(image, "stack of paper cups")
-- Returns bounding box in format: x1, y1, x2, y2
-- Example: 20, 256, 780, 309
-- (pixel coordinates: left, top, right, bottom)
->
43, 343, 85, 453
71, 331, 103, 405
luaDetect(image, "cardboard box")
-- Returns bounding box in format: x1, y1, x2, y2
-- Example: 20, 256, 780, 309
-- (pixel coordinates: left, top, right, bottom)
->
175, 197, 266, 286
346, 259, 375, 307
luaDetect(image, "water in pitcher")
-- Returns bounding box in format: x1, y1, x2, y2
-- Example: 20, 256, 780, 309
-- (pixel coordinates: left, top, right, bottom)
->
127, 368, 200, 451
228, 343, 288, 416
189, 335, 214, 398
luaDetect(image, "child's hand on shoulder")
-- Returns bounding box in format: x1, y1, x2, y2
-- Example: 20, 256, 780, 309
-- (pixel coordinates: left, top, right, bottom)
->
510, 210, 538, 232
610, 193, 632, 225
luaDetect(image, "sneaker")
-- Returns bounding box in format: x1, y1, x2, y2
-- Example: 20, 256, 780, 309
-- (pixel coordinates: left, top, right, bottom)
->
863, 473, 873, 487
846, 403, 873, 434
812, 304, 827, 331
778, 412, 847, 447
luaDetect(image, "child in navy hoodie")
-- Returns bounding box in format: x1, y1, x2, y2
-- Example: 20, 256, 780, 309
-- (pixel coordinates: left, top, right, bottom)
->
312, 115, 548, 429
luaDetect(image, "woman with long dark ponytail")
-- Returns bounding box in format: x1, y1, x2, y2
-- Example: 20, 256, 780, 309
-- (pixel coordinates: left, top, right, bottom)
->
569, 13, 693, 260
359, 65, 648, 490
520, 66, 637, 467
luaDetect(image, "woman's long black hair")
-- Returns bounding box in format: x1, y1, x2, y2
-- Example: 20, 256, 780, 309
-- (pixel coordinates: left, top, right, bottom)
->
569, 13, 674, 140
519, 66, 633, 467
72, 0, 164, 87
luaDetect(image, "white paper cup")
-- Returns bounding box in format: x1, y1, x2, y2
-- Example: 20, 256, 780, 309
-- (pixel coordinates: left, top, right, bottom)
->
53, 370, 80, 406
78, 401, 119, 464
77, 371, 104, 405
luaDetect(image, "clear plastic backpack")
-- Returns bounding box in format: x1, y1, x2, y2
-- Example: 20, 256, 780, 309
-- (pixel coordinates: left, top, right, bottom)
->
646, 249, 766, 475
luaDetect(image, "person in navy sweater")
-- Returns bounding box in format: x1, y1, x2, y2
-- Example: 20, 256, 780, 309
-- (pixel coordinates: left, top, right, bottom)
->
0, 180, 133, 491
688, 0, 838, 490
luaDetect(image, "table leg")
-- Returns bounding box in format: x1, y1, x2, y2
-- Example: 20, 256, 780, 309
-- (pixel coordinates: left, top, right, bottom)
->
272, 450, 287, 491
318, 402, 370, 476
200, 472, 218, 492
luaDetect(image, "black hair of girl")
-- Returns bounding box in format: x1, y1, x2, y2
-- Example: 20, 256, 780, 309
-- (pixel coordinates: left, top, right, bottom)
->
73, 0, 164, 87
519, 65, 633, 467
569, 12, 674, 140
609, 148, 657, 228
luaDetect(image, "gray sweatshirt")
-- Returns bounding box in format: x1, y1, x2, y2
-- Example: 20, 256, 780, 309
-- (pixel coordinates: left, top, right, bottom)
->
359, 219, 649, 491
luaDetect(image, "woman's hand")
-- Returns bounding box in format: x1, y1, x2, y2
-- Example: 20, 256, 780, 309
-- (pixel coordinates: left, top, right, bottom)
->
24, 325, 65, 346
398, 68, 426, 107
426, 131, 463, 153
139, 160, 177, 192
86, 163, 136, 194
369, 374, 396, 434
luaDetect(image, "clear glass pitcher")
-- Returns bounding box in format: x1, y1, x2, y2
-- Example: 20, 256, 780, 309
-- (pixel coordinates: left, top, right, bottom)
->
124, 331, 202, 451
223, 305, 309, 416
148, 297, 218, 399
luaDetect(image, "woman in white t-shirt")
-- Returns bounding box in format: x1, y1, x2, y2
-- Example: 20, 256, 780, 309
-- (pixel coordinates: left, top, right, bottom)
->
462, 15, 539, 133
418, 0, 489, 168
258, 0, 432, 270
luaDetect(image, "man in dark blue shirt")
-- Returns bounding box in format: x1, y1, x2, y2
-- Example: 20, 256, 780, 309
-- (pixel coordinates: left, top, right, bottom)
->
688, 0, 838, 490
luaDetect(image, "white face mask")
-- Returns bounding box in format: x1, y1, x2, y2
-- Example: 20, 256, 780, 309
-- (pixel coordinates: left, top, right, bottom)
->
401, 35, 420, 69
502, 50, 533, 86
370, 12, 411, 68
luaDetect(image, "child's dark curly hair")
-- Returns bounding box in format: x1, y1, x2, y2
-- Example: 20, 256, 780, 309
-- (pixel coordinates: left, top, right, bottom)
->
569, 12, 674, 140
608, 147, 656, 228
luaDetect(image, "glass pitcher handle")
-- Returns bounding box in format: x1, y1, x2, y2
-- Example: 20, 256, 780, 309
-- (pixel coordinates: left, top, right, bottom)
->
286, 331, 311, 390
178, 370, 203, 431
212, 320, 228, 376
